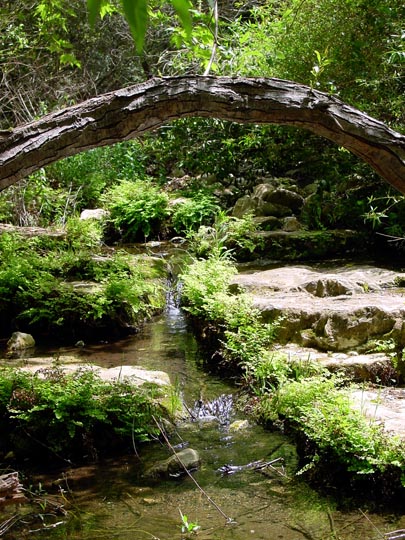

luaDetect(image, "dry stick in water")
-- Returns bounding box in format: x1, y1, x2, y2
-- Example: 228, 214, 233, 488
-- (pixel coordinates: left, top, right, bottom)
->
152, 416, 234, 524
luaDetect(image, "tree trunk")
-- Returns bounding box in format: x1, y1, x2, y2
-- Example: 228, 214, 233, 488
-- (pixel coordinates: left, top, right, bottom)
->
0, 76, 404, 192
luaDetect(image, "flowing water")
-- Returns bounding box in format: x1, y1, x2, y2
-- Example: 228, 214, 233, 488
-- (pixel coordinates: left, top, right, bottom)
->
2, 251, 405, 539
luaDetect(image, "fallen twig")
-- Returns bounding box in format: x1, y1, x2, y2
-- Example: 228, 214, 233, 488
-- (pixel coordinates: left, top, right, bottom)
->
385, 531, 405, 540
0, 514, 20, 537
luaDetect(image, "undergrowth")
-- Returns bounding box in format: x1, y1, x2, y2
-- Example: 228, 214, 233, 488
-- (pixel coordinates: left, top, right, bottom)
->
0, 226, 166, 341
0, 366, 165, 463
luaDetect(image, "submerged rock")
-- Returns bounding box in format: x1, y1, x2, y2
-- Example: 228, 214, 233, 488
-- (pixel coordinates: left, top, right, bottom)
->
144, 448, 201, 478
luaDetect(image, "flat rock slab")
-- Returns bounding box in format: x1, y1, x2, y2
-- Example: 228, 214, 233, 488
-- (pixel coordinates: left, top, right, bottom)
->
351, 388, 405, 438
232, 264, 405, 351
19, 361, 171, 387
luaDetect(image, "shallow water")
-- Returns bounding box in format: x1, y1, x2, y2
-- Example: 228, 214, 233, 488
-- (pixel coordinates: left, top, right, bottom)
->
2, 274, 405, 539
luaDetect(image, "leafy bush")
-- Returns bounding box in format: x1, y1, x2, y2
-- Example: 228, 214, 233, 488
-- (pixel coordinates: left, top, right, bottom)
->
103, 178, 169, 241
180, 254, 237, 319
170, 193, 220, 234
0, 367, 164, 462
187, 212, 264, 259
46, 141, 148, 208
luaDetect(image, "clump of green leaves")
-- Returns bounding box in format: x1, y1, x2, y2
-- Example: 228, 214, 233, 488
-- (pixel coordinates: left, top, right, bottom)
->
0, 230, 165, 341
180, 253, 237, 319
170, 193, 220, 234
0, 366, 164, 462
87, 0, 192, 54
259, 375, 405, 478
103, 178, 169, 241
187, 212, 263, 259
180, 252, 279, 373
179, 509, 200, 535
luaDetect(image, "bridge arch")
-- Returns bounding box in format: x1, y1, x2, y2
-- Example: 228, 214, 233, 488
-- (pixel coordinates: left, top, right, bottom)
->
0, 76, 404, 192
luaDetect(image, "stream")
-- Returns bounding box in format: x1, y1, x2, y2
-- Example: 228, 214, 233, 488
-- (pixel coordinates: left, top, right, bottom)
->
2, 251, 405, 539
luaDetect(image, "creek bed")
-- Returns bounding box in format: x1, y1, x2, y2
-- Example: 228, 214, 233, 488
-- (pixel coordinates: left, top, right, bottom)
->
1, 294, 405, 539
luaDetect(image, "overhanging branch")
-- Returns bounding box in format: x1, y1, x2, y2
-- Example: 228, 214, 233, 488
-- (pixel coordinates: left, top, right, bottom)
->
0, 76, 404, 192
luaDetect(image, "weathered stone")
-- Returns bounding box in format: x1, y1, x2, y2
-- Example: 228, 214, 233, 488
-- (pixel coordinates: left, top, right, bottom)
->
232, 265, 405, 352
144, 448, 200, 478
252, 183, 275, 200
6, 332, 35, 352
21, 363, 171, 387
351, 388, 405, 438
232, 195, 257, 218
262, 188, 304, 212
302, 278, 362, 297
282, 216, 302, 232
80, 208, 109, 220
253, 216, 282, 231
273, 344, 396, 384
256, 201, 292, 218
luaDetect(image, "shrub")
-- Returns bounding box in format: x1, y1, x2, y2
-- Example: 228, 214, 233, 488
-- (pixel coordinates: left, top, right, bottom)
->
0, 232, 165, 340
170, 193, 220, 233
187, 212, 263, 259
260, 376, 405, 477
103, 178, 169, 241
180, 253, 237, 318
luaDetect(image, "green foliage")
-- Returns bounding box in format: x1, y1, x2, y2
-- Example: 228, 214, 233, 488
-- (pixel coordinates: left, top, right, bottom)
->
87, 0, 192, 53
0, 366, 163, 461
180, 253, 237, 319
262, 376, 405, 476
180, 252, 279, 373
363, 193, 405, 237
64, 216, 104, 250
170, 193, 220, 234
103, 178, 169, 240
179, 509, 200, 535
187, 212, 264, 259
223, 0, 404, 125
0, 231, 165, 340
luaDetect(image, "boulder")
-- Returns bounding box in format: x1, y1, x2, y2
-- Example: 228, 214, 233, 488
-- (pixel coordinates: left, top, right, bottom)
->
261, 188, 304, 213
282, 216, 302, 232
144, 448, 201, 478
80, 208, 109, 220
253, 216, 282, 231
6, 332, 35, 353
232, 195, 257, 218
256, 201, 292, 218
